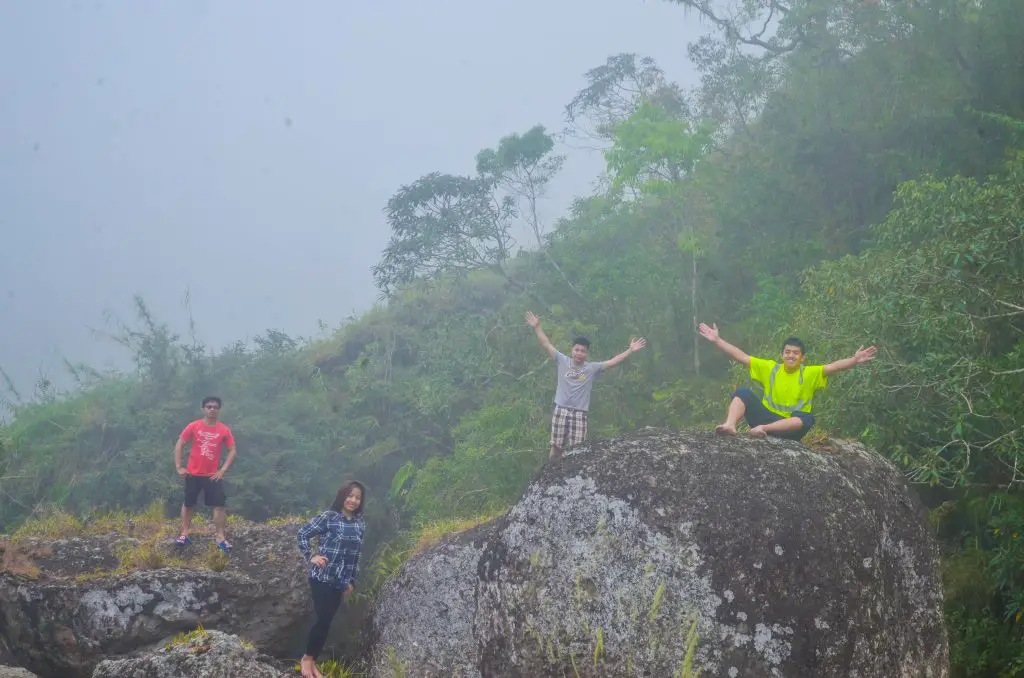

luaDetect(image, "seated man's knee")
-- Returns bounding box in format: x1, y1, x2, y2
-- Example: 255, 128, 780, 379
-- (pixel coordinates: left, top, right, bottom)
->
732, 387, 758, 406
789, 414, 815, 440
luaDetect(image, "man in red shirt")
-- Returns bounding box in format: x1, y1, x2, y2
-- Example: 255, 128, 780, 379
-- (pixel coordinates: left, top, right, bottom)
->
173, 396, 238, 552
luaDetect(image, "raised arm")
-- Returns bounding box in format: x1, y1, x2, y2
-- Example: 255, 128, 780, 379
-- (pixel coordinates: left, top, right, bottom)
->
602, 337, 647, 370
525, 311, 557, 359
697, 322, 751, 367
823, 345, 877, 376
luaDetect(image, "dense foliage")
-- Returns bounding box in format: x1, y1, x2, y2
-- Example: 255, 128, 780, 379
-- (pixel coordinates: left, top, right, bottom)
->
3, 0, 1023, 673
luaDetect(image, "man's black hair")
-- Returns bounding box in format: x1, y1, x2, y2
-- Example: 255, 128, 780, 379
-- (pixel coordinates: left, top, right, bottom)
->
202, 396, 222, 408
781, 337, 805, 353
571, 337, 591, 348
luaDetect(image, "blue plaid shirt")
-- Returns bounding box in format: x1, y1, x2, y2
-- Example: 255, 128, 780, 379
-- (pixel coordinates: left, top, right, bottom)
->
296, 510, 365, 590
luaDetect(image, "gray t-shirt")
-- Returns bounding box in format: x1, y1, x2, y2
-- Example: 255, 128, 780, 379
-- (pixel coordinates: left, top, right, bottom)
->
553, 351, 604, 411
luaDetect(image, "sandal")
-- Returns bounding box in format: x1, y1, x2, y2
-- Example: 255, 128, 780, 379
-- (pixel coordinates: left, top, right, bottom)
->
175, 535, 192, 546
217, 539, 232, 554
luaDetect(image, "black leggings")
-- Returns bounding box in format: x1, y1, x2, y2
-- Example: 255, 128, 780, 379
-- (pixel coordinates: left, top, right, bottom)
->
306, 579, 344, 659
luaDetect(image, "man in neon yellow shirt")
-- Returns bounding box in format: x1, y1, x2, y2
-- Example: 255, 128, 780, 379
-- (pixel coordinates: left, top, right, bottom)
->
698, 322, 877, 440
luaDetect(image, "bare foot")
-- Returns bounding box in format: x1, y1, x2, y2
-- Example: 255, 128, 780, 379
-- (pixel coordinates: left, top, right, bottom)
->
748, 426, 768, 438
714, 424, 737, 435
300, 657, 316, 678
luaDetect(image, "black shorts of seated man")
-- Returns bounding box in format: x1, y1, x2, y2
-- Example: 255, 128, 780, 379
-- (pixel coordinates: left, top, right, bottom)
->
697, 323, 877, 440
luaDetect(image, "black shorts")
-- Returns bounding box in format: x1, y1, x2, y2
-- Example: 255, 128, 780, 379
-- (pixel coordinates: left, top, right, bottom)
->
183, 474, 227, 508
734, 387, 815, 441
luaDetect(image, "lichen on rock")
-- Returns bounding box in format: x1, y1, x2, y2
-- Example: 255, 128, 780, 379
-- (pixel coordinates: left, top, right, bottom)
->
0, 519, 309, 678
91, 628, 285, 678
0, 666, 40, 678
368, 428, 949, 677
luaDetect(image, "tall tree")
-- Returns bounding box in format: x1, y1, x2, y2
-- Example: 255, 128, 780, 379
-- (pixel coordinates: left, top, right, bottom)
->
374, 127, 572, 308
564, 53, 689, 148
372, 173, 517, 298
668, 0, 913, 132
475, 126, 580, 299
605, 101, 715, 373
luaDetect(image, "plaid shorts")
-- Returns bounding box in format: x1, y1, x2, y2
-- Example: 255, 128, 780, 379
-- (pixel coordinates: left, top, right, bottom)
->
550, 405, 588, 449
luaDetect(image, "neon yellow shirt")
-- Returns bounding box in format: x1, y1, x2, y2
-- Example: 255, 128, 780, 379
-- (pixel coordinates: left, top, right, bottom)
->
749, 356, 828, 416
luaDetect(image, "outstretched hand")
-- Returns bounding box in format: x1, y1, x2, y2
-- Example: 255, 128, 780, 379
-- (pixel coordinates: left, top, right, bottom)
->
697, 322, 719, 342
853, 345, 877, 364
630, 337, 647, 352
525, 311, 540, 329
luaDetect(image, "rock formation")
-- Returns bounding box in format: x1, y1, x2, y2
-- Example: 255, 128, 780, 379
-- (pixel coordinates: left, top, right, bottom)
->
91, 628, 286, 678
0, 518, 310, 678
368, 428, 949, 677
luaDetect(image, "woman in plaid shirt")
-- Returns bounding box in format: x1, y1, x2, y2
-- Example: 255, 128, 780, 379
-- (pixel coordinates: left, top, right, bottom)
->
296, 480, 366, 678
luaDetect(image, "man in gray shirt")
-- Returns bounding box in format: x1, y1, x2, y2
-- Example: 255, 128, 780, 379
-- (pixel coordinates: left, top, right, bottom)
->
526, 311, 647, 460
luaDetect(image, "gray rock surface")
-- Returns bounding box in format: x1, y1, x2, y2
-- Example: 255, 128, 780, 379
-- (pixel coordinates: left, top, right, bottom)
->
0, 637, 17, 668
0, 519, 310, 678
0, 666, 40, 678
91, 629, 285, 678
368, 428, 949, 677
369, 521, 499, 677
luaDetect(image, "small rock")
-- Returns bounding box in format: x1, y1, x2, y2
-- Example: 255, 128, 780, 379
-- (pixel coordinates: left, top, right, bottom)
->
91, 629, 285, 678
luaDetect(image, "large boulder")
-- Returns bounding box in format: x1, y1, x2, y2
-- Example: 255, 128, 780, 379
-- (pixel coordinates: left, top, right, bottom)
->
368, 428, 949, 677
0, 518, 310, 678
91, 628, 286, 678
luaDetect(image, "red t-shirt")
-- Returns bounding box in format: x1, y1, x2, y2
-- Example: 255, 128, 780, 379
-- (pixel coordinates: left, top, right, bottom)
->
180, 420, 235, 476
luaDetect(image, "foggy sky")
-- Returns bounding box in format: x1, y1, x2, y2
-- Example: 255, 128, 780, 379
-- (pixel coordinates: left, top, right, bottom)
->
0, 0, 702, 401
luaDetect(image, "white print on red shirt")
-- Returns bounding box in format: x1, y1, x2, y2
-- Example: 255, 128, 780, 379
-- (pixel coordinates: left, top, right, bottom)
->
194, 429, 222, 460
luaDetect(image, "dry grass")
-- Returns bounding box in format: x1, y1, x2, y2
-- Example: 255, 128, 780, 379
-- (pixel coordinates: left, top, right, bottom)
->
803, 426, 837, 448
10, 508, 83, 542
166, 623, 209, 649
10, 500, 173, 543
291, 658, 363, 678
82, 500, 170, 536
74, 569, 117, 583
6, 500, 247, 580
0, 543, 42, 579
266, 515, 307, 527
115, 538, 186, 571
71, 537, 228, 581
412, 511, 503, 554
199, 543, 231, 572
